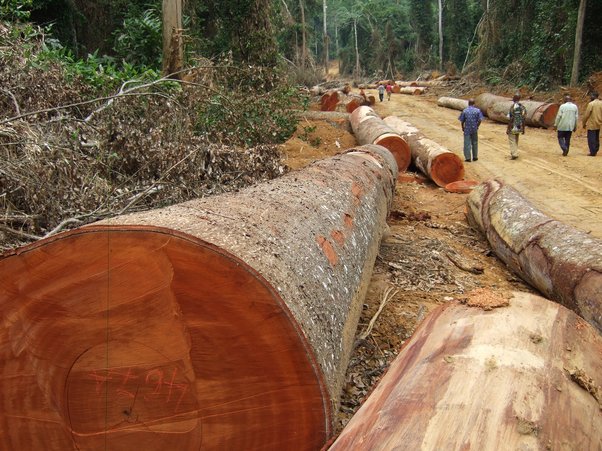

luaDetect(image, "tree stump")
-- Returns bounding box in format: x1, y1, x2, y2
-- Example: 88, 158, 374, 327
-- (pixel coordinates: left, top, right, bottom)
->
383, 116, 464, 187
350, 106, 411, 171
466, 178, 602, 333
330, 291, 602, 450
0, 145, 398, 450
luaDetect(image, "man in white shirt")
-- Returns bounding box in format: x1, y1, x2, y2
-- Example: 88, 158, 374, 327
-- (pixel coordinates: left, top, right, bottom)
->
554, 95, 578, 156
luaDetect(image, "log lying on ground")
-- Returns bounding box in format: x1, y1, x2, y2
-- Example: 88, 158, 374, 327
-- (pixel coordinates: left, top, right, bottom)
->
350, 106, 411, 171
0, 145, 398, 451
383, 116, 464, 187
437, 96, 468, 111
396, 80, 446, 88
329, 291, 602, 451
475, 93, 559, 128
398, 86, 427, 95
320, 90, 340, 111
467, 179, 602, 333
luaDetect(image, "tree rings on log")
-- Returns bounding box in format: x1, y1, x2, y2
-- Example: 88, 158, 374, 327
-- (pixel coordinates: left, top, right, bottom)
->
330, 291, 602, 450
444, 179, 479, 193
466, 178, 602, 333
350, 106, 411, 172
0, 145, 398, 450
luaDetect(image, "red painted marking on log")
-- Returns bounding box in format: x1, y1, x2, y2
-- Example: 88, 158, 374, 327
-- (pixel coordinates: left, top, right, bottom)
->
316, 235, 339, 266
331, 230, 345, 246
343, 213, 354, 229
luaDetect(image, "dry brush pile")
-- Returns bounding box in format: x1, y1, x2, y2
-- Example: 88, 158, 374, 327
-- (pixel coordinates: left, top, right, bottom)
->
0, 23, 298, 251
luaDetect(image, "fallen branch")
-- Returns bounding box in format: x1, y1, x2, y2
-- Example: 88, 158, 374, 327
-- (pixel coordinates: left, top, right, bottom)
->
1, 88, 20, 115
358, 286, 398, 341
446, 251, 484, 274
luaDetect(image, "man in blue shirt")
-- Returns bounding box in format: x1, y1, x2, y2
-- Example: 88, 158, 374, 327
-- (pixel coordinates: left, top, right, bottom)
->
459, 99, 484, 162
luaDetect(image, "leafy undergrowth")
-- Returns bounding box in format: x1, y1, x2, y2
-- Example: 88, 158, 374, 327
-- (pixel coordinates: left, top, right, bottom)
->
0, 22, 304, 251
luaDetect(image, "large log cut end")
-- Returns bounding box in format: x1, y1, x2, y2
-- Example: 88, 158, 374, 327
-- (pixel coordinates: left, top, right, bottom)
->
0, 145, 398, 450
0, 229, 329, 451
350, 107, 411, 172
383, 116, 464, 187
330, 292, 602, 450
466, 179, 602, 333
429, 151, 465, 187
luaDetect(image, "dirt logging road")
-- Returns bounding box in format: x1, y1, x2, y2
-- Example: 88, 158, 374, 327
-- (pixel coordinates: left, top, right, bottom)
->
371, 91, 602, 238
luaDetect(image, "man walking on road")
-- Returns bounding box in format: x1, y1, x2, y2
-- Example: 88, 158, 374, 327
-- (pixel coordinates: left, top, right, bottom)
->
506, 93, 526, 160
377, 84, 385, 102
554, 95, 578, 156
583, 91, 602, 156
458, 99, 484, 162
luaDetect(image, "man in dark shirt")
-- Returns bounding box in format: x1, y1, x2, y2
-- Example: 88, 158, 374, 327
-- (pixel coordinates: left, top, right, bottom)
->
459, 99, 484, 162
506, 94, 526, 160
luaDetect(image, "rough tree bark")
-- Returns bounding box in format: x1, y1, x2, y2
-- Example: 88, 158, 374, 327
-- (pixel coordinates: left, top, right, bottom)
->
571, 0, 587, 86
330, 291, 602, 450
350, 106, 411, 171
323, 0, 329, 74
475, 93, 559, 128
466, 179, 602, 333
383, 116, 465, 187
162, 0, 183, 76
0, 146, 398, 450
437, 96, 468, 111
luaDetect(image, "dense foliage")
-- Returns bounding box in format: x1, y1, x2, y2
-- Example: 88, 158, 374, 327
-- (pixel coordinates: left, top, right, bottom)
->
2, 0, 599, 87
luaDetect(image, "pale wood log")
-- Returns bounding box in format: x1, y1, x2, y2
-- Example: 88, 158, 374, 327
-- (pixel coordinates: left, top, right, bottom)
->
384, 116, 465, 187
437, 96, 468, 111
0, 145, 398, 450
330, 291, 602, 451
475, 93, 559, 128
466, 178, 602, 333
162, 0, 183, 76
297, 110, 352, 133
399, 86, 427, 95
350, 106, 411, 171
396, 80, 445, 87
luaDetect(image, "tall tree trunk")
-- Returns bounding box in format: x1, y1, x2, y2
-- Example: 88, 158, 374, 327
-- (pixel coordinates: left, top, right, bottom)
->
299, 0, 307, 67
570, 0, 587, 86
353, 18, 360, 77
335, 22, 340, 73
323, 0, 329, 74
438, 0, 443, 71
162, 0, 183, 76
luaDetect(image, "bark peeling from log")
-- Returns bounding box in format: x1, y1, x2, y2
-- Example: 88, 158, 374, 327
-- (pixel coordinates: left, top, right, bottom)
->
467, 179, 602, 333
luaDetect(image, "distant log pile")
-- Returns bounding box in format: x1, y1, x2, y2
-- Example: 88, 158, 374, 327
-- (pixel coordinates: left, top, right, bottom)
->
0, 146, 398, 450
383, 116, 464, 187
350, 106, 411, 171
467, 179, 602, 333
318, 89, 374, 113
330, 291, 602, 450
437, 96, 468, 111
475, 93, 559, 128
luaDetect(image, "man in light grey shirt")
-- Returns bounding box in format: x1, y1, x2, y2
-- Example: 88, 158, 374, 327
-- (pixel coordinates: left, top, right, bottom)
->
554, 95, 578, 156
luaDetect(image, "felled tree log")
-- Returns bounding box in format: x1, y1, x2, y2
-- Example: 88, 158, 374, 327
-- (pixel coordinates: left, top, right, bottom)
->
337, 93, 372, 113
399, 86, 427, 95
298, 110, 353, 133
437, 96, 468, 111
383, 116, 464, 187
466, 179, 602, 333
350, 106, 411, 171
320, 90, 341, 111
330, 291, 602, 451
475, 93, 559, 128
0, 145, 398, 451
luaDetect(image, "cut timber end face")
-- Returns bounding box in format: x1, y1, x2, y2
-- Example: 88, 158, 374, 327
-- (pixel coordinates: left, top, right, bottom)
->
0, 229, 329, 450
429, 153, 465, 187
445, 179, 479, 194
374, 133, 412, 172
